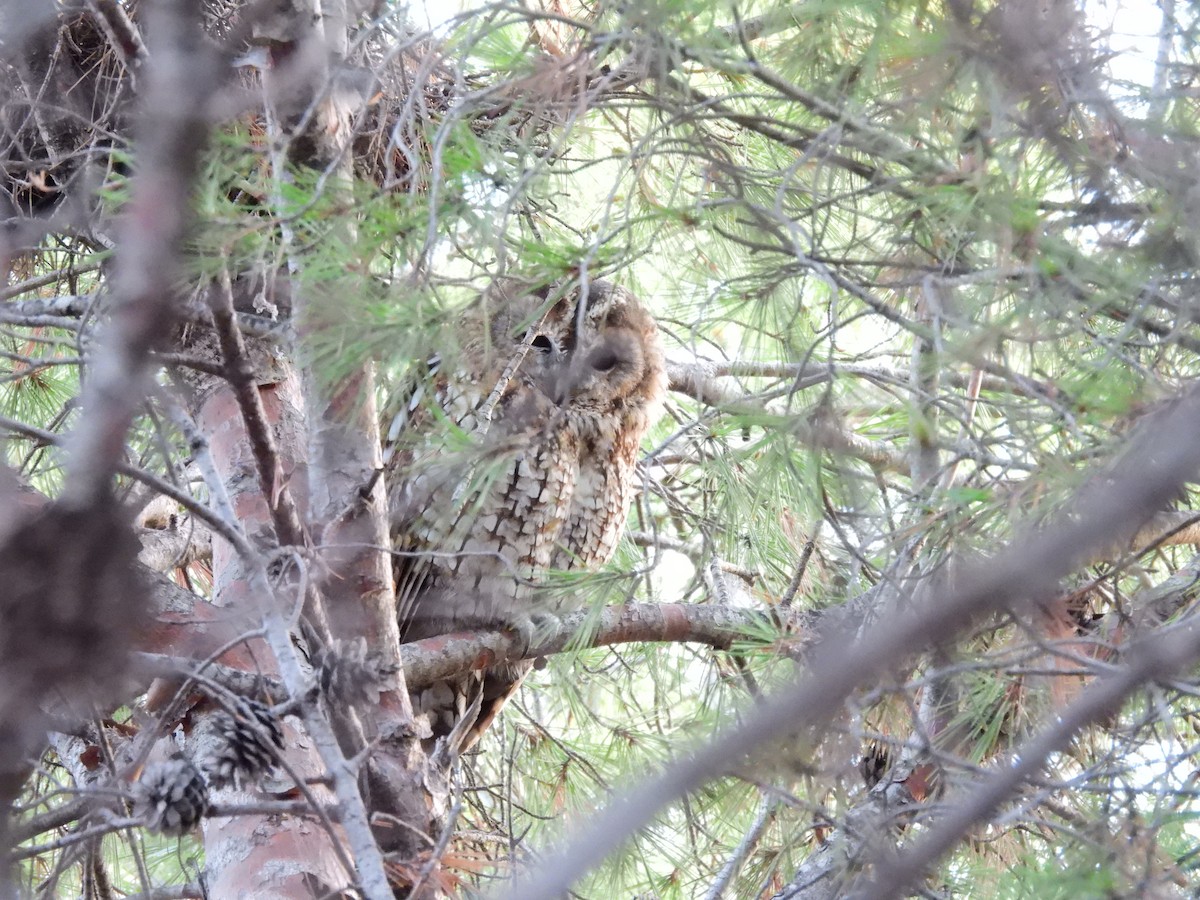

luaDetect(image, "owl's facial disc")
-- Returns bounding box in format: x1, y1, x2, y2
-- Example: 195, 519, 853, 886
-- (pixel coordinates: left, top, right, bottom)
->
552, 330, 645, 409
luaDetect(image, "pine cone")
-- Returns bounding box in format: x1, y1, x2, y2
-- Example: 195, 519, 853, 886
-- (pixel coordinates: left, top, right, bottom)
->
314, 636, 398, 706
136, 752, 210, 835
203, 696, 284, 789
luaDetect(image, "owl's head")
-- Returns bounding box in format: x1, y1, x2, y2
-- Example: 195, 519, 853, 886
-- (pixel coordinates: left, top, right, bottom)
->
468, 277, 666, 425
454, 279, 569, 408
554, 281, 667, 424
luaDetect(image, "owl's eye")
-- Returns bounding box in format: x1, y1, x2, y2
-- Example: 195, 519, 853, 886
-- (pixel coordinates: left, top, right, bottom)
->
531, 334, 557, 353
589, 348, 619, 372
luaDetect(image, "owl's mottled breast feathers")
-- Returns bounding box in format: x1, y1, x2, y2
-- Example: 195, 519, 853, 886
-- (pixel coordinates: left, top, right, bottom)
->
546, 282, 667, 570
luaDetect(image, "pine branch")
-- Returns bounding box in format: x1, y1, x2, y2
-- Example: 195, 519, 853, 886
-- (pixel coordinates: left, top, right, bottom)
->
502, 380, 1200, 900
856, 611, 1200, 899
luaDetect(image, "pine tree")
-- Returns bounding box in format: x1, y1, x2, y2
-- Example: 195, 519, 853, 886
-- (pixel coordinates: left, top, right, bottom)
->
3, 1, 1200, 897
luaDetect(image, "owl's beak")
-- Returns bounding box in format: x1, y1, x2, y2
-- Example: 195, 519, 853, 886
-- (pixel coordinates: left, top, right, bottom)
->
551, 362, 580, 407
551, 352, 593, 407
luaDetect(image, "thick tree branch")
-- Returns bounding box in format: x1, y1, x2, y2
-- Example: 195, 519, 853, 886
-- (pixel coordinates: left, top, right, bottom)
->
400, 602, 771, 690
681, 359, 1040, 397
134, 504, 1200, 693
666, 362, 910, 471
136, 581, 776, 692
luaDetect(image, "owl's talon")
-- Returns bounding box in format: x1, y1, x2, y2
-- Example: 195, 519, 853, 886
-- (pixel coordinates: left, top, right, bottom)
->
503, 611, 558, 655
503, 615, 534, 655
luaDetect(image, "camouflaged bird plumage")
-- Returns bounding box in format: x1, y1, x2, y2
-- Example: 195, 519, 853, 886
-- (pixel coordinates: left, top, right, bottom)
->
549, 281, 667, 571
387, 278, 666, 749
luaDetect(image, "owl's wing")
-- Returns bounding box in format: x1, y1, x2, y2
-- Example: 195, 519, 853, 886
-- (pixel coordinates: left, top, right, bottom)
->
388, 352, 581, 611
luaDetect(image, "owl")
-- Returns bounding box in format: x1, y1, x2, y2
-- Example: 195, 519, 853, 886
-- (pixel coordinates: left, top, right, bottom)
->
388, 278, 666, 750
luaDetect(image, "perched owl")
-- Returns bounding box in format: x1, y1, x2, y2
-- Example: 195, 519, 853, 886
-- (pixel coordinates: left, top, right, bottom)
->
388, 278, 666, 750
